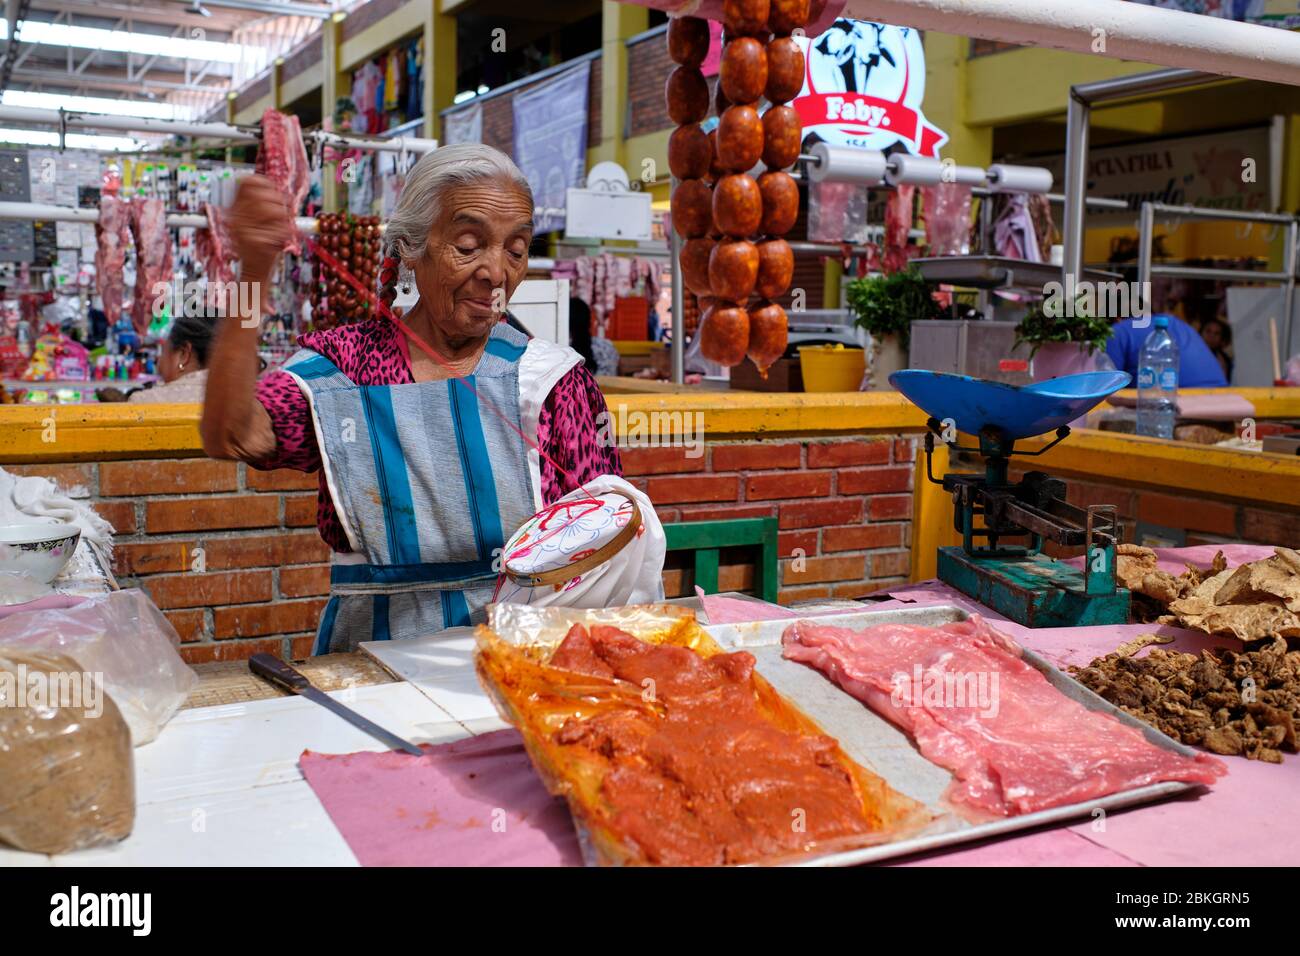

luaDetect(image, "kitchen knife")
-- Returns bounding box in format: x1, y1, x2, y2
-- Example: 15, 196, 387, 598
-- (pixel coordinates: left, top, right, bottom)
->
248, 653, 424, 757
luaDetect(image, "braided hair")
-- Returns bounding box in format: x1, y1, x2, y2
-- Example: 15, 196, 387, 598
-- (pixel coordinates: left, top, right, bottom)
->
378, 143, 534, 313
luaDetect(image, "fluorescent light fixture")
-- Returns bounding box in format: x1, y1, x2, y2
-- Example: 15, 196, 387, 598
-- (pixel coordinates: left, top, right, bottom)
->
476, 84, 488, 94
0, 19, 243, 63
452, 89, 476, 104
2, 90, 187, 120
0, 127, 145, 151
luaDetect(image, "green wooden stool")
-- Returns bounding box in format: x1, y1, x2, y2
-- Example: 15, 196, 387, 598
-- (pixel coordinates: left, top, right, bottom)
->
663, 517, 779, 604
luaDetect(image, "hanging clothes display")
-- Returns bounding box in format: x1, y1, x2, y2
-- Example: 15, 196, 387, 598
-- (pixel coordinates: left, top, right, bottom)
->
350, 61, 383, 134
569, 254, 662, 336
407, 39, 423, 118
384, 49, 402, 112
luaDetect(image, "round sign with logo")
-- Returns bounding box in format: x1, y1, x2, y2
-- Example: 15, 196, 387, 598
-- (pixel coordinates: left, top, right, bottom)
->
792, 19, 949, 158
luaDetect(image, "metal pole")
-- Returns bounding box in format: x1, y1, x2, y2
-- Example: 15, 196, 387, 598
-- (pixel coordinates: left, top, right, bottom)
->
841, 0, 1300, 86
1062, 90, 1089, 289
1137, 201, 1154, 319
669, 176, 684, 385
1283, 220, 1297, 361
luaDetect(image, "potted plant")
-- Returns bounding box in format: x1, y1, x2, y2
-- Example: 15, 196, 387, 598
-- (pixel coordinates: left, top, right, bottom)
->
845, 267, 944, 389
1013, 295, 1114, 381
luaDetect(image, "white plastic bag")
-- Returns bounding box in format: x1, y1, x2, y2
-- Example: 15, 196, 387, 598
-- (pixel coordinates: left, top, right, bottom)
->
0, 588, 196, 746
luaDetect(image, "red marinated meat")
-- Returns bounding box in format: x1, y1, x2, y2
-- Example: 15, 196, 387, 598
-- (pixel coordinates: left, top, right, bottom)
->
94, 196, 130, 322
782, 614, 1227, 817
196, 202, 236, 308
128, 197, 173, 338
256, 108, 310, 255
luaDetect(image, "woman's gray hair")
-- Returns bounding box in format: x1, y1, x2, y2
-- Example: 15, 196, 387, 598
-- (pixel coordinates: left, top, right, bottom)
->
383, 143, 533, 268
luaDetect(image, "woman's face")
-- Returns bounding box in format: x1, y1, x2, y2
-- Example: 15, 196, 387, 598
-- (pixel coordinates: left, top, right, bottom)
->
411, 178, 533, 344
1201, 321, 1224, 350
158, 338, 194, 383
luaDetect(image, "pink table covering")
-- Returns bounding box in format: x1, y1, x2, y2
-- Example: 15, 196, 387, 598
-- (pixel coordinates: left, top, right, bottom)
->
303, 546, 1296, 866
299, 729, 582, 867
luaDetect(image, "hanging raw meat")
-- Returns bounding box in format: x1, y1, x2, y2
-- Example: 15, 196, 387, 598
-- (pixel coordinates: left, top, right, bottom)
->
883, 183, 915, 275
196, 202, 237, 308
128, 197, 173, 338
256, 108, 311, 255
94, 196, 130, 324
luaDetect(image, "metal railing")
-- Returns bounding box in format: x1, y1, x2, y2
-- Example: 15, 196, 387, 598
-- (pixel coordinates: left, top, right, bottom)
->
1136, 200, 1299, 355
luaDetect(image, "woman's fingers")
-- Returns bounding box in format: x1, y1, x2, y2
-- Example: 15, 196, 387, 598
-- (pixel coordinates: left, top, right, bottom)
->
229, 175, 293, 266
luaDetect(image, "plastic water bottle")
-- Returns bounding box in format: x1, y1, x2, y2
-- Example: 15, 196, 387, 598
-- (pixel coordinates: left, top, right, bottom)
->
1136, 316, 1179, 439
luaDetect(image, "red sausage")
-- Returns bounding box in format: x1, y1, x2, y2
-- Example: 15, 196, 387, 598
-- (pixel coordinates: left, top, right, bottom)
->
747, 301, 789, 373
671, 178, 713, 239
719, 37, 768, 105
679, 237, 716, 296
755, 238, 795, 299
665, 66, 709, 125
701, 301, 751, 367
668, 124, 712, 180
761, 105, 802, 170
758, 170, 799, 236
717, 105, 763, 172
708, 238, 759, 302
706, 128, 726, 183
666, 16, 710, 67
765, 37, 805, 103
723, 0, 770, 37
767, 0, 810, 36
713, 173, 763, 238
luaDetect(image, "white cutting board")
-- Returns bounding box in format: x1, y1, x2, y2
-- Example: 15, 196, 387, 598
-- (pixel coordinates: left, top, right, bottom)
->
0, 682, 470, 867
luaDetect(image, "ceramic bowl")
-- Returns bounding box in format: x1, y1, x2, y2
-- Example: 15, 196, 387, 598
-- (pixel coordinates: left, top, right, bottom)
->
0, 522, 82, 585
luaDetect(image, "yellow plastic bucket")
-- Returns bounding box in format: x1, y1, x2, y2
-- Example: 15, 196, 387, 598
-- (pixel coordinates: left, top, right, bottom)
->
798, 344, 865, 392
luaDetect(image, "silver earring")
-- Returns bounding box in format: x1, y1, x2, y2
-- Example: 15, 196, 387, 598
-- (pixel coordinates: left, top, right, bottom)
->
398, 266, 413, 296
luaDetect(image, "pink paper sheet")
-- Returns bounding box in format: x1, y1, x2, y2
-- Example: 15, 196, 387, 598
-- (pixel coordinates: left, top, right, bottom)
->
299, 729, 582, 867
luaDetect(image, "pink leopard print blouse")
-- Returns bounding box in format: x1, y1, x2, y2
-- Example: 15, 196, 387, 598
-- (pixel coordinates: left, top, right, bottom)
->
253, 318, 622, 553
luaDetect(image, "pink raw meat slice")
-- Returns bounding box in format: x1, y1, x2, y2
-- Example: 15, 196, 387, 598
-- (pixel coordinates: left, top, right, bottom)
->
782, 614, 1226, 817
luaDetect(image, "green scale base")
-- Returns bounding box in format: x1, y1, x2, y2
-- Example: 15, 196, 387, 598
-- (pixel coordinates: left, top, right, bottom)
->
937, 546, 1131, 628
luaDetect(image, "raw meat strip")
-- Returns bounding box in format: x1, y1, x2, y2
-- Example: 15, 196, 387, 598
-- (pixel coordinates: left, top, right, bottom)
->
128, 197, 173, 338
782, 614, 1227, 817
196, 202, 236, 308
256, 108, 310, 254
94, 196, 130, 322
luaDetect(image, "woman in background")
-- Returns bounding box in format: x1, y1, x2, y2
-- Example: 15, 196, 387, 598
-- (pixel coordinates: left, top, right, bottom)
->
129, 311, 216, 403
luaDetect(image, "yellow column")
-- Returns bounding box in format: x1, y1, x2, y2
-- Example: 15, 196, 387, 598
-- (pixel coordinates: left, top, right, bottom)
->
822, 257, 842, 310
321, 12, 348, 213
225, 92, 236, 164
424, 2, 457, 141
593, 0, 647, 168
921, 32, 993, 168
272, 57, 284, 110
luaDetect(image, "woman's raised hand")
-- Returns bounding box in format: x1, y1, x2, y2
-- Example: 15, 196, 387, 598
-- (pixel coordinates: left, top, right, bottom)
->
228, 174, 292, 277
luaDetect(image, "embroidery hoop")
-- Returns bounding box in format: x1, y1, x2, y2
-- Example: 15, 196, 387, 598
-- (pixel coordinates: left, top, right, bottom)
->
502, 491, 642, 588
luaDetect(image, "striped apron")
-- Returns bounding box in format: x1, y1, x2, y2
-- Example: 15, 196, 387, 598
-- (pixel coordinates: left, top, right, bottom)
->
281, 321, 580, 653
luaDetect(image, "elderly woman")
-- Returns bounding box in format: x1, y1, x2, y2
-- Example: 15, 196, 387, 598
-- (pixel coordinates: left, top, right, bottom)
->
202, 144, 621, 652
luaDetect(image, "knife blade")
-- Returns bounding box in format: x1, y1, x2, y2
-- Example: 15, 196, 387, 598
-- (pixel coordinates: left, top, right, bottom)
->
248, 653, 424, 757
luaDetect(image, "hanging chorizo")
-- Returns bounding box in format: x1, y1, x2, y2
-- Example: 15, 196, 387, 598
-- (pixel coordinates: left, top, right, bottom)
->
708, 238, 759, 302
713, 173, 763, 238
761, 104, 802, 170
755, 238, 794, 300
758, 170, 799, 236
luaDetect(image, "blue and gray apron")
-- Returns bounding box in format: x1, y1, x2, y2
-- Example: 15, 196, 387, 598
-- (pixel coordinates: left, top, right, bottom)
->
282, 321, 580, 653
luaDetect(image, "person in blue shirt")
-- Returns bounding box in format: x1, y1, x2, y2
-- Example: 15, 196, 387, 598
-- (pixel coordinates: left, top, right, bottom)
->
1104, 313, 1228, 388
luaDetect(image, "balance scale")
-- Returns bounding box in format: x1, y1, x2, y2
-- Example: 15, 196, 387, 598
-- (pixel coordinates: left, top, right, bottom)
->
891, 369, 1134, 628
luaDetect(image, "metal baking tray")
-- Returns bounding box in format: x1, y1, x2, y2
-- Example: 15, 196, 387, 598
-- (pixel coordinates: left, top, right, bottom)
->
705, 605, 1208, 867
912, 255, 1121, 291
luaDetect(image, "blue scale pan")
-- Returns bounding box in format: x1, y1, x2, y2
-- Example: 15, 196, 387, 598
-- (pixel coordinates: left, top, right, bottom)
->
888, 369, 1132, 441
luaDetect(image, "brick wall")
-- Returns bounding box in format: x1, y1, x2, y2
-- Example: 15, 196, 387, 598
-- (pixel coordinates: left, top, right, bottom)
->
8, 460, 329, 666
1008, 465, 1300, 549
628, 28, 672, 138
625, 435, 917, 604
9, 432, 919, 661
